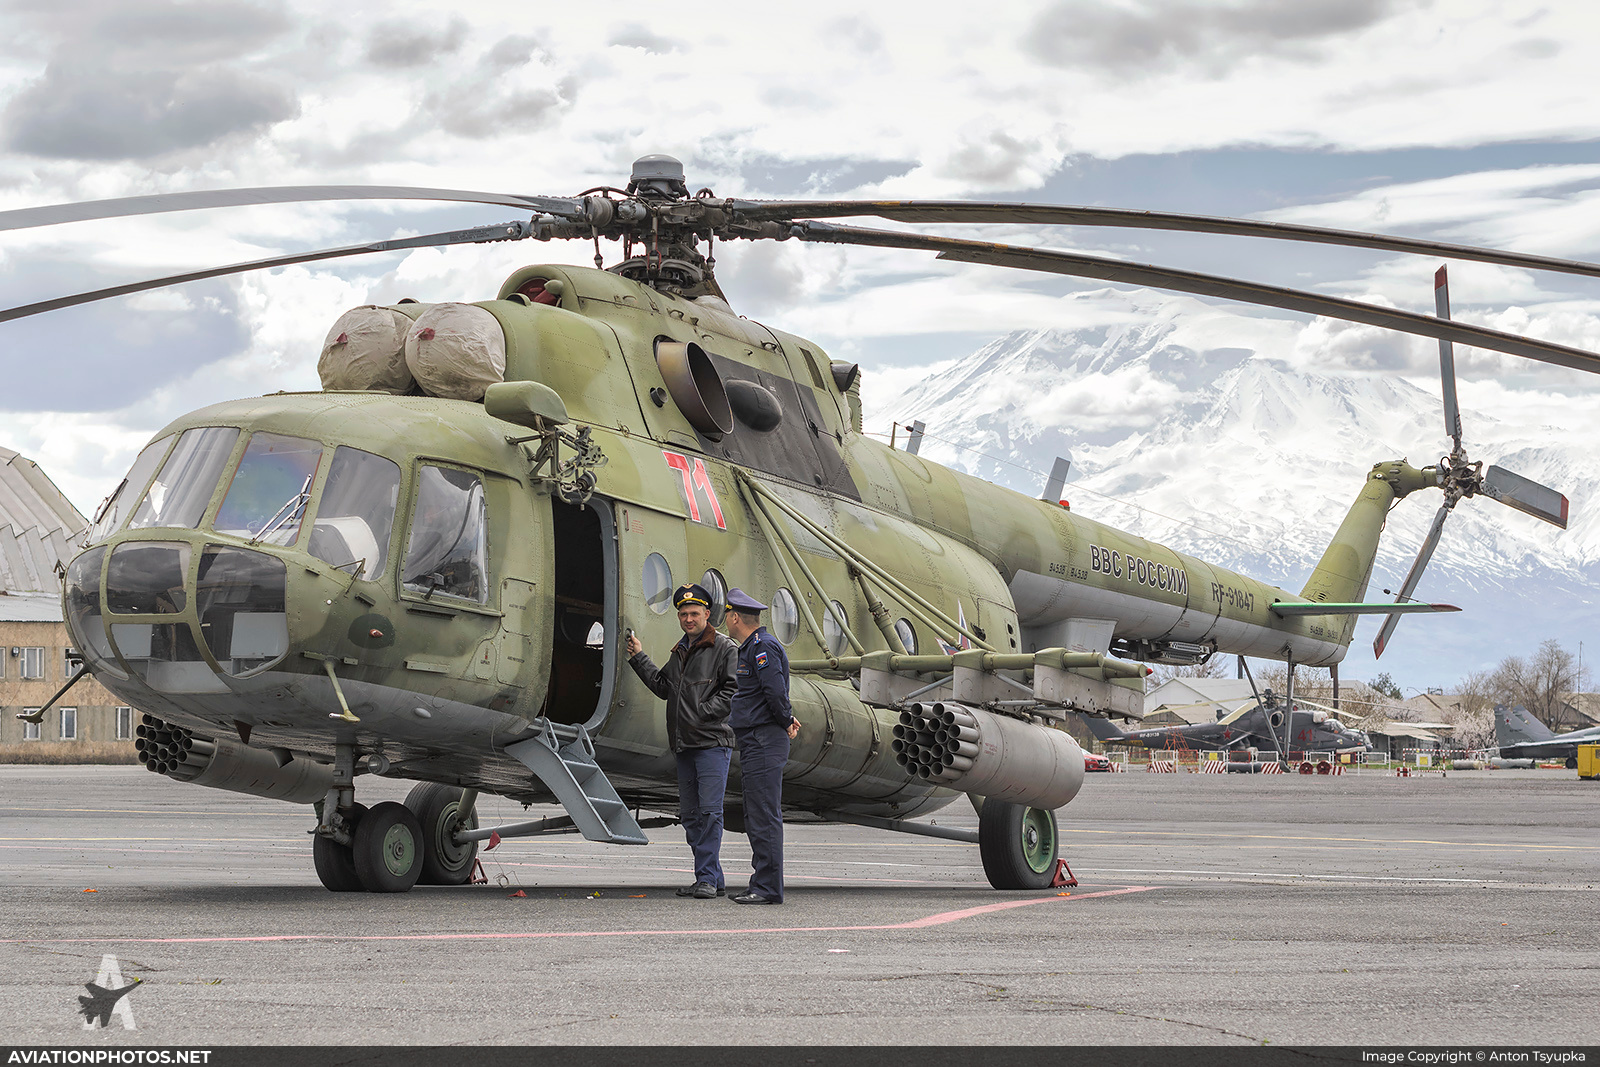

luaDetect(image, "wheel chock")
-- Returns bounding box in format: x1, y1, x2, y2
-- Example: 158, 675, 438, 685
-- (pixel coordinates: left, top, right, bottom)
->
1050, 859, 1078, 888
469, 859, 488, 885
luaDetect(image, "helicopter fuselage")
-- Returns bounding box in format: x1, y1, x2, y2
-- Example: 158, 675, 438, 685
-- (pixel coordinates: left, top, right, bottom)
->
63, 263, 1376, 814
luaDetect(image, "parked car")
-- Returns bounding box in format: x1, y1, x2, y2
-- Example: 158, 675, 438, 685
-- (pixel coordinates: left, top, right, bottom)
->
1084, 752, 1113, 772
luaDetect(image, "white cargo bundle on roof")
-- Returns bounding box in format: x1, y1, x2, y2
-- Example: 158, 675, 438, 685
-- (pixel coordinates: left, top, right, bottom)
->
404, 302, 506, 401
317, 306, 415, 394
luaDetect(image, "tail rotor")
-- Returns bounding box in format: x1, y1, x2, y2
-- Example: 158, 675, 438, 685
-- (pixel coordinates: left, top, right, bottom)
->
1373, 266, 1570, 657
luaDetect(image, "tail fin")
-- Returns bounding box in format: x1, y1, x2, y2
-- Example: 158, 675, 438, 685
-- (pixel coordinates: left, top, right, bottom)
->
1074, 712, 1129, 744
1495, 704, 1554, 746
1299, 462, 1438, 641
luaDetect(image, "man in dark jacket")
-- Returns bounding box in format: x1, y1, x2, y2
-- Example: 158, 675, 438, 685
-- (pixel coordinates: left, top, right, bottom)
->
626, 583, 738, 899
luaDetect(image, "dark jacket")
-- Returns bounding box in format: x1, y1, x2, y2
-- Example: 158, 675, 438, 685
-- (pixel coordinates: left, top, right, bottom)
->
629, 628, 738, 751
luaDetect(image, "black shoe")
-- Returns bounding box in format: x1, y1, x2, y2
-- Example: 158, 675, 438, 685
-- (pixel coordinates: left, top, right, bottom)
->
730, 891, 779, 905
677, 882, 724, 898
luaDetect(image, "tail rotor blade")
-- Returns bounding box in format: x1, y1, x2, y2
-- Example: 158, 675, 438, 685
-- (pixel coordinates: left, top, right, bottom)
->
1373, 502, 1452, 658
1483, 465, 1570, 529
1435, 266, 1464, 449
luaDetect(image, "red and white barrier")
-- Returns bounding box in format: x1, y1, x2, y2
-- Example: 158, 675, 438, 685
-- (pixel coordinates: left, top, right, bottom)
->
1259, 761, 1284, 774
1199, 759, 1226, 774
1146, 758, 1178, 773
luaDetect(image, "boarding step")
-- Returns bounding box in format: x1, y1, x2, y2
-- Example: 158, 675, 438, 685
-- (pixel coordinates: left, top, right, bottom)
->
504, 720, 648, 845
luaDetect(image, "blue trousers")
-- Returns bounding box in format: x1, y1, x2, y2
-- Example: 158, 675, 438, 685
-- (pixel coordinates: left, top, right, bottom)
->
735, 724, 790, 902
676, 746, 731, 888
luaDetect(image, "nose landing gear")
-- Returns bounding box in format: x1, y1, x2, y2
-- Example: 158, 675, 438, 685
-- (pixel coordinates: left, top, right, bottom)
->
311, 741, 425, 893
351, 802, 425, 893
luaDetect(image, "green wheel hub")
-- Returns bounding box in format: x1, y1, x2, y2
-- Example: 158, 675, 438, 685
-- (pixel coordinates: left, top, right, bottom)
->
1020, 807, 1056, 874
380, 823, 417, 877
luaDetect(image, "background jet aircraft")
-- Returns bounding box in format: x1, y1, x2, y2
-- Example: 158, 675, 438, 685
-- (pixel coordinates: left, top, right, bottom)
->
1077, 694, 1371, 758
1494, 704, 1600, 768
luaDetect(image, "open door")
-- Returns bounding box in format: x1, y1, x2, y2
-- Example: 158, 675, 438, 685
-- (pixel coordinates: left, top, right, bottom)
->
544, 498, 618, 727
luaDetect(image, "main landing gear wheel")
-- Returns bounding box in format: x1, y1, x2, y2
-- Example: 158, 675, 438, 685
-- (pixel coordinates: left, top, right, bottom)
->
352, 801, 425, 893
405, 782, 479, 886
312, 802, 368, 893
978, 800, 1059, 890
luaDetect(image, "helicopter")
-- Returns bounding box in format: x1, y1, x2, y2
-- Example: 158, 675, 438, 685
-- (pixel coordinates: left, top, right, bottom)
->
2, 153, 1591, 893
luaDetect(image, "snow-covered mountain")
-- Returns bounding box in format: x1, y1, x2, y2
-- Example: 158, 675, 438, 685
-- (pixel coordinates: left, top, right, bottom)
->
863, 290, 1600, 691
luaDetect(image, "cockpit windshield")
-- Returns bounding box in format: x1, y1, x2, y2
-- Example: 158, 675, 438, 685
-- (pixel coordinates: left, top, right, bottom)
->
86, 435, 172, 544
215, 433, 324, 545
307, 447, 400, 580
128, 427, 239, 531
402, 465, 488, 604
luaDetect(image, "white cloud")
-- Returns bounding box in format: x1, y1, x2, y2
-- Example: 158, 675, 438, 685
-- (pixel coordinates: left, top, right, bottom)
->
3, 0, 1600, 514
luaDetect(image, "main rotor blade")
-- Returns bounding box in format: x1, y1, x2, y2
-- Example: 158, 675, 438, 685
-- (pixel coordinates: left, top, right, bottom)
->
0, 186, 587, 232
1482, 465, 1570, 529
729, 199, 1600, 282
0, 220, 534, 324
1373, 502, 1452, 659
1435, 265, 1464, 448
793, 223, 1600, 376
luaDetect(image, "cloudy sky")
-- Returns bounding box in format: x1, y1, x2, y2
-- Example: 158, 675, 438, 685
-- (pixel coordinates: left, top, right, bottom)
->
3, 1, 1599, 663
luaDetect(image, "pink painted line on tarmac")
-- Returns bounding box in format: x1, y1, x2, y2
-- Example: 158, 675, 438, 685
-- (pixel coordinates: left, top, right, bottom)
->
1, 886, 1158, 946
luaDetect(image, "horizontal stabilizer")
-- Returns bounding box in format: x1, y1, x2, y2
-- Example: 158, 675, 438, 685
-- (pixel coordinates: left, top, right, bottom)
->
1270, 601, 1460, 617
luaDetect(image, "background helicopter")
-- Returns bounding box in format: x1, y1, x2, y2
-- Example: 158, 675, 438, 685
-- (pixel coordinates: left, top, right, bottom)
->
3, 154, 1594, 893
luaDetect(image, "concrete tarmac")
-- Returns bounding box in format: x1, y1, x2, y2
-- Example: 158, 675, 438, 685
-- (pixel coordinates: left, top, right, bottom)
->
0, 764, 1595, 1046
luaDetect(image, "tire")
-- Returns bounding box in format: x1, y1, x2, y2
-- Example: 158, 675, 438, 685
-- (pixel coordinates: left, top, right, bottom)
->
404, 782, 479, 886
351, 801, 425, 893
978, 800, 1058, 890
1567, 756, 1579, 770
312, 803, 367, 893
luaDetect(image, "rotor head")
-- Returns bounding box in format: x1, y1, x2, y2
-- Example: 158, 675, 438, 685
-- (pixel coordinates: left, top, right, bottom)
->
626, 154, 690, 200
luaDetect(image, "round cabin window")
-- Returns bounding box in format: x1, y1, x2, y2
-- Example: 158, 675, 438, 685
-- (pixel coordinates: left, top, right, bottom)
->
643, 553, 673, 615
700, 568, 728, 626
771, 588, 800, 645
895, 618, 918, 655
823, 599, 850, 656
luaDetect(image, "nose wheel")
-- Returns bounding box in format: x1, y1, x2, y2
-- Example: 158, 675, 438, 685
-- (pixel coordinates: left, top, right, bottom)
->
351, 801, 425, 893
312, 803, 368, 892
978, 800, 1060, 889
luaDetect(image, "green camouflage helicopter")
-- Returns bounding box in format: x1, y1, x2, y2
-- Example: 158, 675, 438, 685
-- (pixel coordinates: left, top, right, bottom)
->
4, 155, 1591, 893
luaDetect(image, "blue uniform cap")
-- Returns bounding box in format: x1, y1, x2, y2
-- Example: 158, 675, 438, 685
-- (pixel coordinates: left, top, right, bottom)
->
725, 587, 767, 613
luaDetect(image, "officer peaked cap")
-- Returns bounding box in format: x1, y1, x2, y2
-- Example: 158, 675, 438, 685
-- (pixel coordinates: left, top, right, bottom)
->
725, 588, 767, 612
672, 584, 713, 609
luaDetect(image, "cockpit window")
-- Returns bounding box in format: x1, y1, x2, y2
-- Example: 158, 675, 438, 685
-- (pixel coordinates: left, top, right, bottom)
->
402, 465, 488, 604
128, 427, 240, 531
215, 433, 324, 545
86, 435, 173, 544
308, 447, 401, 581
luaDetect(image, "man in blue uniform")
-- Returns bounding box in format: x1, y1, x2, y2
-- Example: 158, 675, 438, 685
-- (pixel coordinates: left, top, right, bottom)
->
627, 584, 738, 899
722, 588, 800, 905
